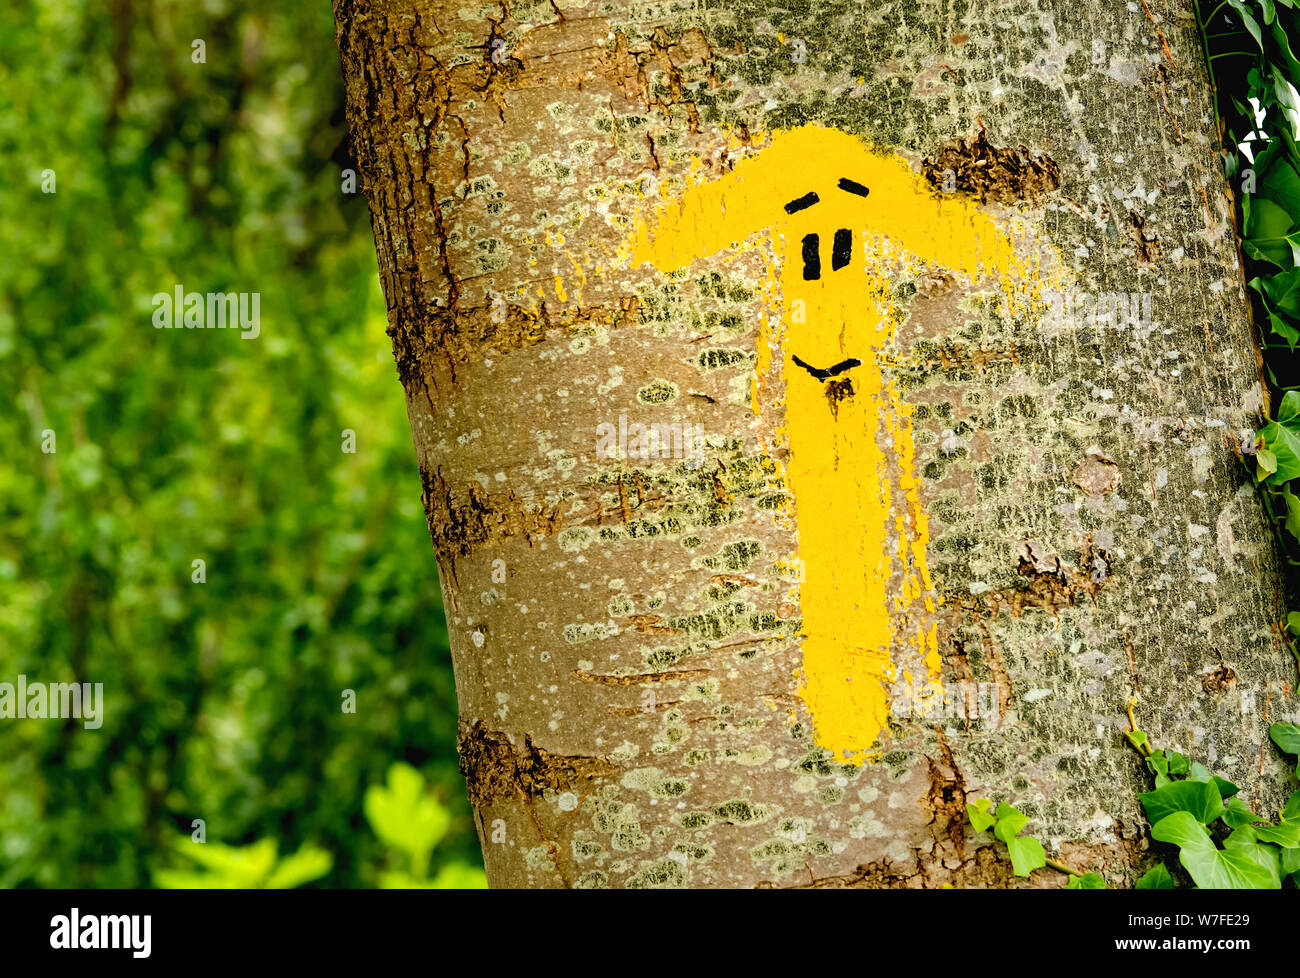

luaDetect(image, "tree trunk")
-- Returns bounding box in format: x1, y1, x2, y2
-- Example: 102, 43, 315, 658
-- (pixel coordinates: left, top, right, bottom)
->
334, 0, 1297, 888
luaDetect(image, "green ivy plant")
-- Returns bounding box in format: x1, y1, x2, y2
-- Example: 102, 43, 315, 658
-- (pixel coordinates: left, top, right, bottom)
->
966, 798, 1104, 887
1195, 0, 1300, 613
968, 706, 1300, 888
1124, 703, 1300, 888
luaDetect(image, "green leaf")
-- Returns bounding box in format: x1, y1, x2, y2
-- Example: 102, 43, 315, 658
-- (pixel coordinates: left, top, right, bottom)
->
429, 862, 490, 889
263, 844, 333, 889
1229, 0, 1266, 49
1186, 762, 1241, 800
363, 762, 451, 879
966, 798, 996, 833
1258, 446, 1280, 479
1281, 845, 1300, 877
1139, 778, 1225, 825
1245, 196, 1298, 267
1135, 864, 1176, 889
1066, 872, 1107, 889
1281, 389, 1300, 423
1257, 417, 1300, 484
1286, 612, 1300, 639
992, 803, 1045, 877
1283, 487, 1300, 539
1255, 819, 1300, 847
1222, 796, 1260, 829
1152, 812, 1281, 889
1254, 271, 1300, 318
1253, 274, 1300, 348
992, 802, 1030, 839
152, 837, 331, 889
1004, 835, 1047, 877
1224, 827, 1284, 886
1269, 720, 1300, 755
1214, 777, 1241, 799
1266, 308, 1300, 348
382, 863, 489, 889
1269, 8, 1300, 76
1283, 789, 1300, 821
1167, 752, 1190, 775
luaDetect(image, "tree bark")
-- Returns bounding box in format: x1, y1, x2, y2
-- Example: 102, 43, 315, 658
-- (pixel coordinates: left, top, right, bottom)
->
334, 0, 1297, 888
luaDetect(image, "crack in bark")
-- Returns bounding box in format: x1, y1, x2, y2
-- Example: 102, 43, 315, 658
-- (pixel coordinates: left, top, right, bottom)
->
458, 721, 617, 809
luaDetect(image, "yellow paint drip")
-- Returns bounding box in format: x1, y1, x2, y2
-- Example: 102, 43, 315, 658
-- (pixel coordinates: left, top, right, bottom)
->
625, 125, 1057, 758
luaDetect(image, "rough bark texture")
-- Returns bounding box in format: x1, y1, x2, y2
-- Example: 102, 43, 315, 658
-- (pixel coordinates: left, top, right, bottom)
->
334, 0, 1298, 888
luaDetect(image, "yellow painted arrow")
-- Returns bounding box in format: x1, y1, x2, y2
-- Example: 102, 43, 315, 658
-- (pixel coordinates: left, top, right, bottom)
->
627, 125, 1058, 758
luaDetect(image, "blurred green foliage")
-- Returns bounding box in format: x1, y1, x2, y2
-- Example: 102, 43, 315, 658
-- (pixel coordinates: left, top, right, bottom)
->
0, 0, 480, 885
154, 764, 485, 888
153, 837, 333, 890
363, 763, 486, 888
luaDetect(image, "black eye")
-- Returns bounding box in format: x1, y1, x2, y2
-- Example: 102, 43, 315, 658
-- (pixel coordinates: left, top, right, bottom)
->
802, 233, 821, 281
831, 229, 852, 270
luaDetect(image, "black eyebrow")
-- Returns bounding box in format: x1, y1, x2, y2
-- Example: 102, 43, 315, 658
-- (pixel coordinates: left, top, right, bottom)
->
792, 355, 862, 380
784, 191, 820, 214
837, 178, 870, 197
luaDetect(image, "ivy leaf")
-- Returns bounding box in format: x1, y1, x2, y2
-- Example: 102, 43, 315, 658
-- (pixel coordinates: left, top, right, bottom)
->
1269, 720, 1300, 756
992, 802, 1029, 837
1152, 813, 1281, 889
1167, 752, 1190, 775
1224, 827, 1284, 886
1283, 487, 1300, 539
1245, 196, 1297, 267
1283, 789, 1300, 821
1272, 69, 1300, 134
1214, 776, 1242, 799
966, 798, 996, 833
992, 803, 1046, 877
1281, 845, 1300, 878
1269, 6, 1300, 74
1252, 272, 1300, 348
1281, 388, 1300, 423
1255, 820, 1300, 847
1256, 416, 1300, 484
1266, 308, 1300, 348
1066, 872, 1107, 889
1135, 863, 1176, 889
1139, 778, 1225, 825
1187, 762, 1241, 799
1229, 0, 1266, 50
1222, 796, 1261, 829
1254, 142, 1300, 224
1004, 835, 1047, 877
1258, 446, 1280, 479
1286, 612, 1300, 640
